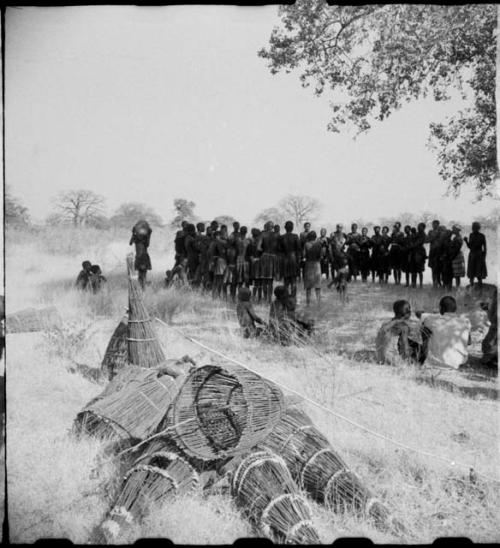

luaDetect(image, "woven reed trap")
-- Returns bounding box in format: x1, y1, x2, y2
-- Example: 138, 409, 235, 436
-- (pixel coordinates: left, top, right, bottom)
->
161, 363, 285, 461
260, 407, 397, 531
101, 314, 129, 381
6, 306, 62, 334
231, 449, 319, 544
74, 367, 179, 442
99, 438, 199, 543
126, 254, 165, 368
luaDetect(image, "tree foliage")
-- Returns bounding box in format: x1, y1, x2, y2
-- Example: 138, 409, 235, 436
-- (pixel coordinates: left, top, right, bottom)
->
259, 3, 497, 196
214, 215, 237, 227
278, 194, 321, 227
5, 188, 30, 227
254, 207, 288, 228
110, 202, 164, 229
52, 189, 107, 227
171, 198, 197, 228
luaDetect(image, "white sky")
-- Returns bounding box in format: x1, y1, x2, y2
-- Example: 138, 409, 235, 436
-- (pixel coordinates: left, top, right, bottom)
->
5, 5, 499, 228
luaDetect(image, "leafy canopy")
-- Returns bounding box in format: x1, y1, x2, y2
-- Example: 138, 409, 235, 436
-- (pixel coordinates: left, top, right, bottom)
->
259, 3, 498, 196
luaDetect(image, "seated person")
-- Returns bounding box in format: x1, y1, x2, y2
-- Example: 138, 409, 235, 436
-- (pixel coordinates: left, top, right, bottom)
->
76, 260, 93, 291
89, 264, 107, 293
421, 295, 472, 369
236, 286, 264, 338
481, 287, 497, 368
287, 295, 315, 338
376, 300, 424, 365
268, 285, 291, 343
165, 258, 188, 288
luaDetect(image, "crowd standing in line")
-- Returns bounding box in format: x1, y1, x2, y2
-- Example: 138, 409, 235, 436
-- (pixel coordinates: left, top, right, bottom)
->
163, 218, 488, 303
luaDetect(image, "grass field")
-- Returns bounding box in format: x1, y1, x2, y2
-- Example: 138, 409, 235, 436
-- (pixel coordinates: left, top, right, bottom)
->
5, 226, 500, 543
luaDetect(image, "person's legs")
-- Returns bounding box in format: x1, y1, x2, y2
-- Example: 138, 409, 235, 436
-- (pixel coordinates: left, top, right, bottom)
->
405, 271, 410, 287
268, 280, 274, 304
306, 288, 311, 307
315, 288, 321, 305
455, 276, 461, 288
411, 273, 417, 288
138, 269, 147, 289
418, 272, 423, 288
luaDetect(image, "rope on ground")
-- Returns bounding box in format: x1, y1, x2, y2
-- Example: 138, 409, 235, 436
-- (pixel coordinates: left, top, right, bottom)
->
155, 316, 500, 484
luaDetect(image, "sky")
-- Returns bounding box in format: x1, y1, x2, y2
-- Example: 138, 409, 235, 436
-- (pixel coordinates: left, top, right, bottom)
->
5, 5, 499, 229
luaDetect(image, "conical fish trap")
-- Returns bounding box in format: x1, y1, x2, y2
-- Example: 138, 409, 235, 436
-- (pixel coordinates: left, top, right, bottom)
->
6, 306, 62, 333
161, 364, 285, 461
101, 315, 129, 381
100, 439, 199, 543
74, 368, 178, 442
231, 449, 319, 544
126, 255, 166, 368
260, 407, 395, 530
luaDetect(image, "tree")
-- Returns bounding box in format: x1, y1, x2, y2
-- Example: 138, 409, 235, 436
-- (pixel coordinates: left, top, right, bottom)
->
52, 189, 106, 227
259, 3, 497, 196
254, 207, 287, 228
278, 194, 321, 228
171, 198, 197, 228
110, 202, 164, 229
5, 187, 30, 227
214, 215, 236, 227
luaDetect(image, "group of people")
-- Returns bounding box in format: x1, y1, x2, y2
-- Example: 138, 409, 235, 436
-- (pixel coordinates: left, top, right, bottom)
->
161, 218, 488, 306
377, 290, 497, 370
75, 260, 107, 293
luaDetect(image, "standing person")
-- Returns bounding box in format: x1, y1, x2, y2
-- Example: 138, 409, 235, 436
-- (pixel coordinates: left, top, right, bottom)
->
184, 223, 199, 285
370, 226, 383, 283
379, 226, 392, 284
346, 223, 361, 281
174, 220, 188, 267
299, 222, 312, 282
247, 228, 262, 303
464, 222, 487, 289
226, 222, 241, 302
427, 220, 442, 288
329, 224, 347, 280
235, 226, 251, 290
195, 222, 210, 290
212, 230, 228, 300
402, 225, 413, 287
410, 223, 427, 289
358, 227, 372, 282
280, 221, 301, 298
389, 222, 404, 285
303, 231, 322, 307
258, 221, 280, 304
440, 229, 454, 292
319, 228, 330, 280
274, 224, 284, 282
129, 220, 152, 289
206, 227, 217, 292
449, 225, 465, 289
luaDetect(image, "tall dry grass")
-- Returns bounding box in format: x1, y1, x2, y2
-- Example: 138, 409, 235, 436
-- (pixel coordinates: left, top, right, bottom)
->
5, 226, 500, 544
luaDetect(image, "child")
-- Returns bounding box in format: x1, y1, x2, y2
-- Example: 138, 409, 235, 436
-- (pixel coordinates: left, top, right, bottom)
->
76, 260, 93, 291
269, 285, 291, 344
330, 254, 349, 302
236, 287, 264, 338
89, 264, 107, 293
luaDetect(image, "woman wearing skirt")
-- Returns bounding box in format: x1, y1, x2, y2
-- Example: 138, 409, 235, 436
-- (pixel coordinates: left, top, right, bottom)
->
464, 222, 487, 289
450, 225, 465, 288
303, 231, 322, 307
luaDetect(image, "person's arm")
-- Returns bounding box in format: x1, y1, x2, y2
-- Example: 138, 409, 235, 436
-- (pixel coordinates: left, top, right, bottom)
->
129, 233, 135, 246
463, 235, 470, 248
482, 234, 487, 257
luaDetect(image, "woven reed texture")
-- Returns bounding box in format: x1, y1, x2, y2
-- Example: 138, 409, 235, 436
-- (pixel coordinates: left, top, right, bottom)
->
126, 255, 166, 368
231, 449, 319, 543
260, 407, 398, 531
6, 306, 62, 334
162, 364, 285, 461
74, 368, 178, 442
101, 315, 129, 381
100, 439, 199, 543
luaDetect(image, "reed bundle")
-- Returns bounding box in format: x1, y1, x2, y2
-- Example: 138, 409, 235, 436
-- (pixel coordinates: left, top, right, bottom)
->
101, 315, 129, 381
231, 449, 319, 544
162, 364, 285, 461
6, 306, 62, 334
74, 368, 178, 442
126, 254, 166, 368
260, 407, 400, 532
99, 439, 199, 543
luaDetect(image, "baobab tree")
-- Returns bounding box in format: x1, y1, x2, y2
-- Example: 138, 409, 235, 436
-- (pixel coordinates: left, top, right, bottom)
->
52, 189, 106, 227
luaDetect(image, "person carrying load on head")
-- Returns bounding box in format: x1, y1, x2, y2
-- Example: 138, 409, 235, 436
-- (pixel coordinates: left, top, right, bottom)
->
76, 260, 93, 291
129, 220, 152, 289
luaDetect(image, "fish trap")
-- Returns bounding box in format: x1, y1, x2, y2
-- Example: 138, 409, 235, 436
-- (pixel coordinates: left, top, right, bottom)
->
6, 306, 62, 334
161, 364, 285, 461
126, 254, 166, 368
74, 367, 178, 442
231, 449, 319, 544
260, 407, 398, 531
100, 439, 199, 543
101, 315, 129, 381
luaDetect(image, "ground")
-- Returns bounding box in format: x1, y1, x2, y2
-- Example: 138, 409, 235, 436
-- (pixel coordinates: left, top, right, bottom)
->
5, 227, 500, 543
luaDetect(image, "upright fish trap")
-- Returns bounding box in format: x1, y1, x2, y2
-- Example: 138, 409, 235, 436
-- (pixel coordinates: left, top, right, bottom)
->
126, 254, 166, 368
6, 306, 62, 334
99, 439, 199, 543
101, 315, 129, 381
260, 407, 397, 531
161, 364, 285, 461
231, 449, 320, 544
74, 367, 179, 442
